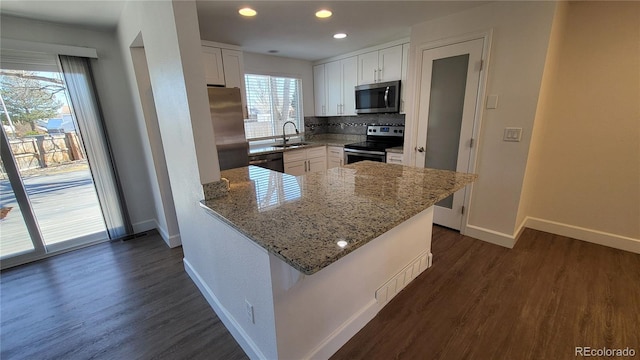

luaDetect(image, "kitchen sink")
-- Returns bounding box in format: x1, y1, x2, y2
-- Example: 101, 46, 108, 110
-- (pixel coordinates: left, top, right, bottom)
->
273, 142, 309, 148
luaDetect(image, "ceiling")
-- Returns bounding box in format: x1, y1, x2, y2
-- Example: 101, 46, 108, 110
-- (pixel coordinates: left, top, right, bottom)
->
0, 0, 488, 61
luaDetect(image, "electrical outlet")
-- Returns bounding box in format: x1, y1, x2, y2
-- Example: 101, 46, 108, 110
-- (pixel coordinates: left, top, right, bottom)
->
245, 299, 254, 324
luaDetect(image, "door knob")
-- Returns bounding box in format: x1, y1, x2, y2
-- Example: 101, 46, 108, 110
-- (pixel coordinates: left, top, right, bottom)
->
417, 147, 425, 153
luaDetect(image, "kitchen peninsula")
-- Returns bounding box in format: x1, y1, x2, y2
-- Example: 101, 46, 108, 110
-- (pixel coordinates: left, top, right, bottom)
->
196, 161, 476, 359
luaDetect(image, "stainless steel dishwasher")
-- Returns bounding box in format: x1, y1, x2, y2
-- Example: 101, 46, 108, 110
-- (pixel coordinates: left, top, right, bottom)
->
248, 152, 284, 173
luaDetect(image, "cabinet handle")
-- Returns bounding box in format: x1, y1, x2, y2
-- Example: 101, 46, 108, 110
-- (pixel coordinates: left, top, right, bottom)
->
374, 69, 377, 83
378, 68, 382, 82
322, 105, 326, 115
337, 104, 340, 115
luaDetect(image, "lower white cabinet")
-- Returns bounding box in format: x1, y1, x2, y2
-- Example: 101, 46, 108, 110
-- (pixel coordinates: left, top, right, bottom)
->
386, 152, 404, 165
284, 146, 327, 175
327, 146, 344, 168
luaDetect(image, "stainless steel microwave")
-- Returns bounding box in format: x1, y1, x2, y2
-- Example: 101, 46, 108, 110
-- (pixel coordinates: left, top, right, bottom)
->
355, 80, 401, 114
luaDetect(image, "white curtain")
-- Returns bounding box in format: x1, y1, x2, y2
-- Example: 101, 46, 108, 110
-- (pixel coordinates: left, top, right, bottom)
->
59, 55, 132, 239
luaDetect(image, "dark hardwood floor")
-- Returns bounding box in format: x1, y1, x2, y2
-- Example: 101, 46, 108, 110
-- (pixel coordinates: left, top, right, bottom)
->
332, 226, 640, 360
0, 231, 247, 360
2, 227, 638, 360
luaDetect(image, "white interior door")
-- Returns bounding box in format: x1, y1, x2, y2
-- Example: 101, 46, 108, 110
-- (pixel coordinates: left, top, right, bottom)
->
415, 39, 483, 230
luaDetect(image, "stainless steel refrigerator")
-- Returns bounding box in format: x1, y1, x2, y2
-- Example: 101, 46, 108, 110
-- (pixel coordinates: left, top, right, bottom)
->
208, 87, 249, 170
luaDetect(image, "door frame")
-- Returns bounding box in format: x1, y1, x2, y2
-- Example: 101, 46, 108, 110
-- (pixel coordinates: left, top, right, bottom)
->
404, 30, 493, 235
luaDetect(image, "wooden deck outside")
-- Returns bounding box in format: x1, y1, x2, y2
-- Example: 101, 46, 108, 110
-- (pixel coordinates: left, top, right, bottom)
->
0, 166, 107, 259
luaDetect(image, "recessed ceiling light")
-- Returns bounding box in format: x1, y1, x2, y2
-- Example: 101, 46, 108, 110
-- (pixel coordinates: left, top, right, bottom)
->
333, 33, 347, 39
315, 9, 332, 18
238, 7, 257, 17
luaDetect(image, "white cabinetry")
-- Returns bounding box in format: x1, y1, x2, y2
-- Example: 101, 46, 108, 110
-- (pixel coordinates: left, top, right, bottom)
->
202, 46, 225, 86
386, 152, 404, 165
284, 146, 327, 175
357, 45, 403, 85
313, 64, 327, 116
314, 57, 357, 117
202, 43, 248, 117
327, 146, 344, 168
221, 49, 248, 118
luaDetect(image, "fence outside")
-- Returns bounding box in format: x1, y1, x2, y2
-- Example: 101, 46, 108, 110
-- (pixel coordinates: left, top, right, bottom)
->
4, 133, 85, 172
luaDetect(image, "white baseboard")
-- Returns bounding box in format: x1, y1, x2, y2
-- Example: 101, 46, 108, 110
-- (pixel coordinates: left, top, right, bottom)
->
305, 300, 379, 360
525, 217, 640, 254
132, 219, 156, 234
154, 220, 182, 248
464, 224, 518, 248
183, 259, 265, 360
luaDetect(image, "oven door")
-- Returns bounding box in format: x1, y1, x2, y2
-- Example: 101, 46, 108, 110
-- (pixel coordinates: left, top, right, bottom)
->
344, 148, 386, 164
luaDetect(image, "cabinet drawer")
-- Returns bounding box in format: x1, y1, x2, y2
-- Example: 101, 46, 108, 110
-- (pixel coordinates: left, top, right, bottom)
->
306, 146, 326, 159
386, 152, 404, 165
284, 149, 306, 163
327, 146, 344, 159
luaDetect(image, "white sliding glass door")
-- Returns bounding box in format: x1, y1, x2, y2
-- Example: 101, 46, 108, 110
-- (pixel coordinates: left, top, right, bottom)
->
0, 66, 108, 267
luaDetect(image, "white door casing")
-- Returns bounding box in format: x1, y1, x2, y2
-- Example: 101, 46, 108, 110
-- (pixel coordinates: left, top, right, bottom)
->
414, 38, 484, 230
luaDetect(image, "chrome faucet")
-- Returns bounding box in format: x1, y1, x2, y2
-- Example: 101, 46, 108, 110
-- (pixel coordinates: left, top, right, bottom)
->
282, 121, 299, 145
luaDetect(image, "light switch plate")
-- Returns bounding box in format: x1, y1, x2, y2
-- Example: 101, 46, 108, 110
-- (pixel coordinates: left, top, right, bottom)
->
486, 95, 499, 109
503, 127, 522, 142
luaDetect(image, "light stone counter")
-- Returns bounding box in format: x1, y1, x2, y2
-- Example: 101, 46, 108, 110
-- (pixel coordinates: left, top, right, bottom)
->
200, 161, 477, 275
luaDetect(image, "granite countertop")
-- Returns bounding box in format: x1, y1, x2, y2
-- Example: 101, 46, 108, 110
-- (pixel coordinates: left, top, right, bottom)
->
200, 161, 477, 275
386, 146, 404, 154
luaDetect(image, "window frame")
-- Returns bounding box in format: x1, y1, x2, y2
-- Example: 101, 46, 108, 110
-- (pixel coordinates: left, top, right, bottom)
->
243, 72, 304, 142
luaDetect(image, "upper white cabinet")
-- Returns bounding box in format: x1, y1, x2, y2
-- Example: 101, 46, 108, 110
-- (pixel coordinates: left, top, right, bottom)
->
313, 64, 327, 116
202, 42, 248, 118
221, 49, 248, 118
202, 46, 225, 86
340, 57, 358, 116
314, 57, 358, 117
358, 45, 403, 85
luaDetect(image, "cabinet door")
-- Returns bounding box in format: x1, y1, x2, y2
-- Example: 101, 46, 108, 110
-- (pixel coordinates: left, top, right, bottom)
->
308, 157, 327, 173
379, 45, 403, 82
400, 43, 409, 114
328, 158, 342, 169
203, 46, 225, 86
313, 64, 327, 116
341, 57, 358, 115
284, 160, 306, 176
221, 49, 248, 118
325, 60, 342, 116
357, 51, 379, 85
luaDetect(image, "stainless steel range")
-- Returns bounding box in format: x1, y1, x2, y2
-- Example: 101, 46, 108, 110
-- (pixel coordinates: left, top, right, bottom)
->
344, 125, 404, 165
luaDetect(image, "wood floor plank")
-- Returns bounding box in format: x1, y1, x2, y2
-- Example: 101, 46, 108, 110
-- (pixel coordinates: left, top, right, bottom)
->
332, 226, 640, 360
2, 226, 638, 360
0, 232, 248, 360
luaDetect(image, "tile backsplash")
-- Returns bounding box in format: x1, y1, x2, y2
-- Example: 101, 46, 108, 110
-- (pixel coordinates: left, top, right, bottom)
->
304, 113, 405, 136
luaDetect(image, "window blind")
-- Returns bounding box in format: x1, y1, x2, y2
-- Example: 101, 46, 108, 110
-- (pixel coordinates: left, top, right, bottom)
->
244, 74, 303, 140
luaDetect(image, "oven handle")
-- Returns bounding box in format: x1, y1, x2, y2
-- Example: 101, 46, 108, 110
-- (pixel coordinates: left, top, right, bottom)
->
344, 148, 386, 156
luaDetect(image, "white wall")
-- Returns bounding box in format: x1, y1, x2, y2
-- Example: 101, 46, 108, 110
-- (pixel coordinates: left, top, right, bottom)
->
243, 52, 315, 117
0, 15, 158, 233
130, 46, 181, 246
117, 1, 278, 357
519, 2, 640, 244
406, 2, 557, 241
